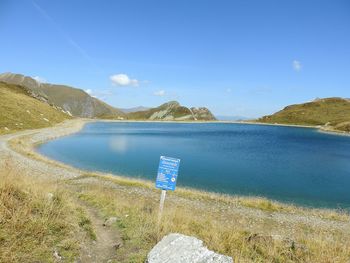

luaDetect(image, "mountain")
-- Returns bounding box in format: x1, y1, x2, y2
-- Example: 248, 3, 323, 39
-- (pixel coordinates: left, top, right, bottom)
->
216, 115, 250, 121
120, 106, 150, 113
127, 101, 216, 121
257, 97, 350, 132
0, 81, 71, 134
0, 72, 216, 122
0, 73, 125, 118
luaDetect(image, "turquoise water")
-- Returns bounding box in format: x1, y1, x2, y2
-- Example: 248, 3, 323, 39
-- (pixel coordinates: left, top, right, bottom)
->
37, 122, 350, 208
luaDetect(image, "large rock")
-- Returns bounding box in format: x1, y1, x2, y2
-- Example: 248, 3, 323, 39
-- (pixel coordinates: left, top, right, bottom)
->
146, 233, 233, 263
191, 107, 216, 121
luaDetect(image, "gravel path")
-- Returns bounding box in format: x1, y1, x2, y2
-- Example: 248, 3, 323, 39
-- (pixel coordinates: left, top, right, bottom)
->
0, 119, 86, 179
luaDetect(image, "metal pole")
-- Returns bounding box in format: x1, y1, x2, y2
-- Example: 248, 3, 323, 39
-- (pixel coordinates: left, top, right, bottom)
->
158, 190, 167, 225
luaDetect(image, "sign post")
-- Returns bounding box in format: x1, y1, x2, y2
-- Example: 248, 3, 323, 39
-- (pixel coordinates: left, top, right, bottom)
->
158, 189, 167, 222
155, 156, 181, 225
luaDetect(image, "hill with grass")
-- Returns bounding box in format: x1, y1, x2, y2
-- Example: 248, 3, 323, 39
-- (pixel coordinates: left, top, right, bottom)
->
0, 81, 71, 134
127, 101, 216, 121
0, 72, 125, 119
257, 97, 350, 132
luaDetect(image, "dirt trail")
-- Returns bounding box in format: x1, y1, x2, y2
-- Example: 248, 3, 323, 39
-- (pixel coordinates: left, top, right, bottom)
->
78, 203, 122, 263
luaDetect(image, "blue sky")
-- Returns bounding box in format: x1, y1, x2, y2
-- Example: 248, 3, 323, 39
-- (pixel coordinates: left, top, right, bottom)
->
1, 0, 349, 117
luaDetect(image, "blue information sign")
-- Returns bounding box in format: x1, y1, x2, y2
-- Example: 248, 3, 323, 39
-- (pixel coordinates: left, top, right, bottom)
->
155, 156, 181, 191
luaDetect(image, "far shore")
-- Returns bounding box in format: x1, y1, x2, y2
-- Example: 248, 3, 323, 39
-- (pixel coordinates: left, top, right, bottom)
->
97, 117, 317, 128
94, 117, 350, 136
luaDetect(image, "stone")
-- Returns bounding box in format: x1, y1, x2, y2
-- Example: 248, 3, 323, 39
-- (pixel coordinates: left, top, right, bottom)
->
103, 217, 118, 227
47, 192, 54, 201
53, 249, 62, 261
146, 233, 233, 263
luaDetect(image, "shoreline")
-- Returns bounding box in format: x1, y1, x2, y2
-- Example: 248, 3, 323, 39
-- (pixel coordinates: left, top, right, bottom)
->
96, 118, 350, 137
3, 118, 348, 210
317, 126, 350, 137
98, 118, 317, 128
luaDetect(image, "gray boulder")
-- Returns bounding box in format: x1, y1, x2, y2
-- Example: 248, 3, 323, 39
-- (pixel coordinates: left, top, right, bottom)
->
146, 233, 233, 263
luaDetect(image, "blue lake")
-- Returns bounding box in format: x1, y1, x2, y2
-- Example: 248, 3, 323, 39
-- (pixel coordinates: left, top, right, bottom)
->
37, 122, 350, 208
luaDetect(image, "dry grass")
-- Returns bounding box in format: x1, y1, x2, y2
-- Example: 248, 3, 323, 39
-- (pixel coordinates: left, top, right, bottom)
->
73, 173, 350, 263
0, 82, 70, 135
0, 162, 90, 262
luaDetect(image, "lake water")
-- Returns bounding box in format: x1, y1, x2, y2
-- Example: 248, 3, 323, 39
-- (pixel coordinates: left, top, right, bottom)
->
37, 122, 350, 208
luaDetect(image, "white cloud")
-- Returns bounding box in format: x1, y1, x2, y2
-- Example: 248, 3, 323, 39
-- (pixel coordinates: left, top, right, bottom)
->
84, 89, 97, 98
110, 74, 139, 87
84, 89, 112, 100
293, 60, 302, 71
33, 76, 46, 83
85, 89, 92, 95
153, 90, 166, 96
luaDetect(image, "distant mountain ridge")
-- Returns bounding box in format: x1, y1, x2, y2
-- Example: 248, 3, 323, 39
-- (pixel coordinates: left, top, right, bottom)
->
127, 101, 216, 121
120, 106, 150, 113
257, 97, 350, 132
0, 72, 216, 122
216, 115, 250, 121
0, 73, 125, 118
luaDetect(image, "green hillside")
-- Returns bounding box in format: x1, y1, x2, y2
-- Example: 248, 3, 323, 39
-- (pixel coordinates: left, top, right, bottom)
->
0, 82, 70, 134
257, 97, 350, 132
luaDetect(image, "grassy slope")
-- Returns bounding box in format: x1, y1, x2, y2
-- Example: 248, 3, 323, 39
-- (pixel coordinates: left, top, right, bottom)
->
257, 98, 350, 131
0, 82, 70, 134
0, 163, 90, 262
